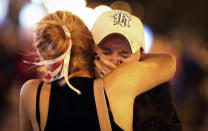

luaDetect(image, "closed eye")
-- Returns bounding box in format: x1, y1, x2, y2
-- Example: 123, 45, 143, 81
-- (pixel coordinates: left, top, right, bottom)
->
122, 55, 129, 58
103, 51, 112, 55
101, 48, 112, 55
119, 52, 131, 58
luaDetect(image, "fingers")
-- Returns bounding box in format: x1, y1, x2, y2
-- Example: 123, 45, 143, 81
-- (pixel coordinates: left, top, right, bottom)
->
94, 59, 112, 78
99, 56, 118, 70
95, 52, 118, 70
94, 66, 104, 78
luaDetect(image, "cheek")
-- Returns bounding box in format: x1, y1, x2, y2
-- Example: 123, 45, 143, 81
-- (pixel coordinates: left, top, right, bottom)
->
102, 53, 116, 63
120, 59, 127, 64
119, 58, 128, 64
103, 54, 113, 61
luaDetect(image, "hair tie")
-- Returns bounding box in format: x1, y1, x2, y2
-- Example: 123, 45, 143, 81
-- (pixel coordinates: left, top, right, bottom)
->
24, 23, 81, 95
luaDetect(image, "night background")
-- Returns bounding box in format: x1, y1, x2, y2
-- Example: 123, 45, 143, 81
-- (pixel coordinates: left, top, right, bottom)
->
0, 0, 208, 130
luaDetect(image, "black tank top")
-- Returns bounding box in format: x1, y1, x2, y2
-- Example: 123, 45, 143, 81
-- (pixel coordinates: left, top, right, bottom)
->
36, 77, 123, 131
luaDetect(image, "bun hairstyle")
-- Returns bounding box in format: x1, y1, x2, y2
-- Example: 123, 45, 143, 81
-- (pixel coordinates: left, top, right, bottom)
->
33, 11, 94, 92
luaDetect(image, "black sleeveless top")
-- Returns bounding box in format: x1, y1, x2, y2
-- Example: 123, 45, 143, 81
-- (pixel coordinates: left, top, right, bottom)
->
36, 77, 123, 131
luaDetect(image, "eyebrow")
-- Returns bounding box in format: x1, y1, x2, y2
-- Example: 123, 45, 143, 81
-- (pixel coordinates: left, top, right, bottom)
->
99, 47, 112, 51
119, 51, 131, 54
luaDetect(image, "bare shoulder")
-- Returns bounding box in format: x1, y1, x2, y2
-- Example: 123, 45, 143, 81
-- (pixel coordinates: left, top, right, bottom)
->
20, 79, 41, 115
20, 79, 42, 131
20, 79, 41, 101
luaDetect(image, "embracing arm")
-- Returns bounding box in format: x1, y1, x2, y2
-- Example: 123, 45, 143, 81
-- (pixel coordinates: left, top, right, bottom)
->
104, 53, 176, 98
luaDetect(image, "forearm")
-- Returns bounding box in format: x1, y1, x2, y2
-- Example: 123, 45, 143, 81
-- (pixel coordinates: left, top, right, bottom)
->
141, 53, 176, 77
112, 53, 175, 94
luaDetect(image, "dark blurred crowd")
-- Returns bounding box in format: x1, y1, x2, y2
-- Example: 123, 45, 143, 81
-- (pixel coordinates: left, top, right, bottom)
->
0, 0, 208, 131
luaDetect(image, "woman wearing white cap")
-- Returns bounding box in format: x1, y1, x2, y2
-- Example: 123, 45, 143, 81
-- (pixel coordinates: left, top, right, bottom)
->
92, 10, 181, 131
20, 10, 176, 131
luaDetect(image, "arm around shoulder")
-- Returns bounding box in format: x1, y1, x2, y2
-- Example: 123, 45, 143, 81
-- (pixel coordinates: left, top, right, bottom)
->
104, 53, 176, 98
141, 53, 176, 82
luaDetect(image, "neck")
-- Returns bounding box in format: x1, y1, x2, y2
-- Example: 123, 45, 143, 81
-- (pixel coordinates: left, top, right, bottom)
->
58, 69, 92, 86
77, 69, 92, 78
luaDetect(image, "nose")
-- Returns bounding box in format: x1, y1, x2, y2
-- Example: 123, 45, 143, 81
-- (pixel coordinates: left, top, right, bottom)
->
111, 54, 123, 66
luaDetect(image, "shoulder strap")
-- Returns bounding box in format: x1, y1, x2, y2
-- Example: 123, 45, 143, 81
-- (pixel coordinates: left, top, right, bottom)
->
36, 82, 44, 128
94, 78, 112, 131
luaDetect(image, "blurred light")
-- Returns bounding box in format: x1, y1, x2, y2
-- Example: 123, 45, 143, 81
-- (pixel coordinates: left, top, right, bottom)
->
110, 0, 132, 14
94, 5, 112, 15
0, 0, 9, 26
43, 0, 86, 13
143, 24, 154, 53
74, 4, 112, 30
74, 7, 95, 30
31, 0, 42, 4
19, 2, 46, 29
83, 5, 111, 30
37, 0, 112, 30
93, 5, 111, 20
26, 0, 112, 30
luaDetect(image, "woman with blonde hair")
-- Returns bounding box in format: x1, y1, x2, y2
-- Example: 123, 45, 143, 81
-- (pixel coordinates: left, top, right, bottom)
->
20, 10, 176, 131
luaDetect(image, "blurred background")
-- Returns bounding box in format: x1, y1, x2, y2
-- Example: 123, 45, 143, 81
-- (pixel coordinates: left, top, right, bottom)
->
0, 0, 207, 130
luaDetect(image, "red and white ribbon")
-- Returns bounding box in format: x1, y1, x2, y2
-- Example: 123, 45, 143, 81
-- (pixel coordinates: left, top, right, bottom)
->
24, 25, 81, 95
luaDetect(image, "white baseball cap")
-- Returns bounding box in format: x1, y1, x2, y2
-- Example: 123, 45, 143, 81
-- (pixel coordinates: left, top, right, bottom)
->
91, 10, 145, 53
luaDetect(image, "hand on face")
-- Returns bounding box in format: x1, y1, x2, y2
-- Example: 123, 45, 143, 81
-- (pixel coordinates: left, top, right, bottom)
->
94, 47, 141, 78
94, 48, 118, 78
93, 34, 142, 78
